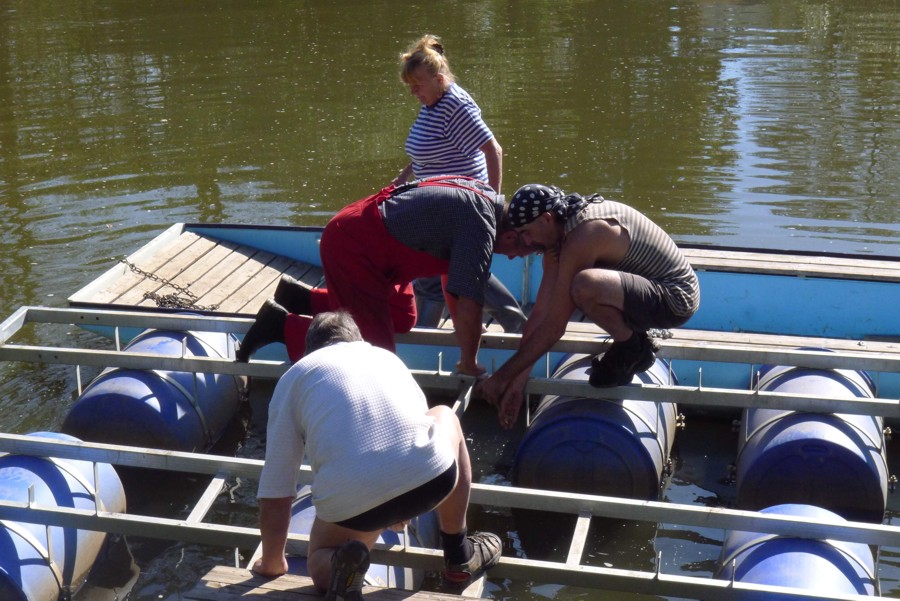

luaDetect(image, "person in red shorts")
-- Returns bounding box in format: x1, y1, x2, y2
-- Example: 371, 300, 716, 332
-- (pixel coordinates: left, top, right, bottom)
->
236, 176, 532, 375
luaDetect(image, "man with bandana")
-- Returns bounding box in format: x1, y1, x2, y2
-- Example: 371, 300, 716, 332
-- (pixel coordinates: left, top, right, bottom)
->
476, 184, 700, 429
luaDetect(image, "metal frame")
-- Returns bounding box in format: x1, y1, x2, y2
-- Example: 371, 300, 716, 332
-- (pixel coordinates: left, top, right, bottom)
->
3, 306, 900, 600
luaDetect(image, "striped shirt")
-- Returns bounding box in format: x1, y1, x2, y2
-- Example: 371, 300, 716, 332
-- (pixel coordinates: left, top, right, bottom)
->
566, 200, 700, 317
405, 83, 494, 182
381, 178, 503, 305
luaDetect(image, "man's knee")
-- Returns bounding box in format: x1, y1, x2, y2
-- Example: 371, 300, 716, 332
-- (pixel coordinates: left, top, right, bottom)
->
571, 269, 621, 308
428, 405, 463, 444
570, 270, 596, 308
428, 404, 459, 426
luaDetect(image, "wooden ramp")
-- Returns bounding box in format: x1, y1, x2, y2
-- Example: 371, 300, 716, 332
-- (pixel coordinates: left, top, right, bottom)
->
68, 226, 324, 315
184, 566, 488, 601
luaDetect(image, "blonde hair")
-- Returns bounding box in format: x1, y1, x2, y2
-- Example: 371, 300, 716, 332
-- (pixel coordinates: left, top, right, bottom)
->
399, 34, 455, 85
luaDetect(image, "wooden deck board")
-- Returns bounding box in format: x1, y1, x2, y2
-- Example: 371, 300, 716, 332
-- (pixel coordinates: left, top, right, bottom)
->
84, 229, 324, 315
684, 247, 900, 281
192, 247, 274, 312
188, 244, 283, 313
90, 232, 205, 304
235, 254, 306, 314
241, 264, 326, 312
132, 237, 223, 308
186, 244, 259, 304
184, 566, 487, 601
561, 319, 900, 357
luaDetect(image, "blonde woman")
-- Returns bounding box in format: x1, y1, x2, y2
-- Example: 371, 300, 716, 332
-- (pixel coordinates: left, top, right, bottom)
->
394, 34, 525, 333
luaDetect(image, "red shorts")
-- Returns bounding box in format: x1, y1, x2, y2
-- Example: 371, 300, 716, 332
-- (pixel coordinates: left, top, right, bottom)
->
284, 186, 449, 360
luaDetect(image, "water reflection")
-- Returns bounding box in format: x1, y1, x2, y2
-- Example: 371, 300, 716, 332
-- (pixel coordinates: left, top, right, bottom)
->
2, 1, 900, 600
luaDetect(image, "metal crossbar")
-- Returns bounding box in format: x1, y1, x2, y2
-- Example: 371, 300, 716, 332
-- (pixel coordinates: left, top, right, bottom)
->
0, 433, 892, 601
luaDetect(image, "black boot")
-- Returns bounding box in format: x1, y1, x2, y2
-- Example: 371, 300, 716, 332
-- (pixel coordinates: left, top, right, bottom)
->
273, 274, 313, 315
236, 299, 288, 362
589, 331, 657, 387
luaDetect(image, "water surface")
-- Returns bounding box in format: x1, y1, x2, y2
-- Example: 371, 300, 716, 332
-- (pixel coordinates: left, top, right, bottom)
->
2, 1, 900, 599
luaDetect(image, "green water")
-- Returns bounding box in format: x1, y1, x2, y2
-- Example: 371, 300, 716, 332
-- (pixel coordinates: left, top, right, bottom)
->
2, 1, 900, 599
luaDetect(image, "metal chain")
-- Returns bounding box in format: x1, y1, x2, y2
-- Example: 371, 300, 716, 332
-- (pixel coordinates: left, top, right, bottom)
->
120, 259, 219, 311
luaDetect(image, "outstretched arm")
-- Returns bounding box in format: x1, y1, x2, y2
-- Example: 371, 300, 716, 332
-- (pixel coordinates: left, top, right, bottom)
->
478, 231, 597, 427
453, 295, 487, 376
253, 496, 292, 577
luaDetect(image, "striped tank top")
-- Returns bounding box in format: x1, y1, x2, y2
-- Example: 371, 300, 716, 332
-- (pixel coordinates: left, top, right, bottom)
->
565, 200, 700, 317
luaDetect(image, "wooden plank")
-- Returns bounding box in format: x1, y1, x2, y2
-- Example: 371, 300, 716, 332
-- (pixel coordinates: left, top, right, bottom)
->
89, 232, 204, 304
235, 254, 309, 314
196, 249, 283, 313
133, 237, 222, 308
186, 246, 259, 307
155, 240, 247, 309
559, 321, 900, 357
69, 224, 186, 305
183, 566, 492, 601
191, 247, 272, 312
683, 247, 900, 282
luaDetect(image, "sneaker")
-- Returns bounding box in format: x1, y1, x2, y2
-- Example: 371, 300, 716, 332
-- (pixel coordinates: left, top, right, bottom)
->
235, 299, 288, 362
443, 531, 503, 584
273, 274, 313, 316
589, 332, 657, 387
324, 540, 369, 601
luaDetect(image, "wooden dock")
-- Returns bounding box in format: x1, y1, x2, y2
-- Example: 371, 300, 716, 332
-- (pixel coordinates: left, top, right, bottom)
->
184, 566, 488, 601
67, 223, 900, 318
68, 225, 325, 315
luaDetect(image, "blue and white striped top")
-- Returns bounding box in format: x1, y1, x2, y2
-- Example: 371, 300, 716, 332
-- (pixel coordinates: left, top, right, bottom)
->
405, 83, 494, 182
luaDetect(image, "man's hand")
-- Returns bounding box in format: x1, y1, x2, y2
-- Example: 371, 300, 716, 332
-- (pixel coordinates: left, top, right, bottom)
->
252, 555, 288, 578
496, 373, 528, 430
474, 373, 504, 406
476, 372, 526, 430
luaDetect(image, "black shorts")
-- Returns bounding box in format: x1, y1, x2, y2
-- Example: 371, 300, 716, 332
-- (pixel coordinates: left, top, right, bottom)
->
334, 462, 457, 532
619, 272, 692, 332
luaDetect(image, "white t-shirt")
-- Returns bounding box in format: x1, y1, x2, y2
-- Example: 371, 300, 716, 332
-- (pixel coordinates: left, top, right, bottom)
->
257, 340, 455, 523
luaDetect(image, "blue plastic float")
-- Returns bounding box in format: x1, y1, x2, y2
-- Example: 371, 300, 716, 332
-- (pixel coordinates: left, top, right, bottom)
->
512, 354, 677, 500
736, 360, 887, 523
715, 503, 878, 597
0, 432, 126, 601
282, 486, 440, 590
61, 328, 245, 452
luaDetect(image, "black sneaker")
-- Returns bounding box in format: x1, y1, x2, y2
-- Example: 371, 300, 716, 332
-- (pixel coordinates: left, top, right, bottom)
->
324, 540, 369, 601
273, 274, 313, 316
235, 299, 288, 362
443, 532, 503, 584
589, 332, 657, 387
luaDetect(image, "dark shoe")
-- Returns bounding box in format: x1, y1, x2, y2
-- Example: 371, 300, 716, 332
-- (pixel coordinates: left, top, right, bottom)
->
443, 532, 502, 584
324, 540, 369, 601
273, 274, 313, 316
589, 332, 657, 387
235, 299, 288, 362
